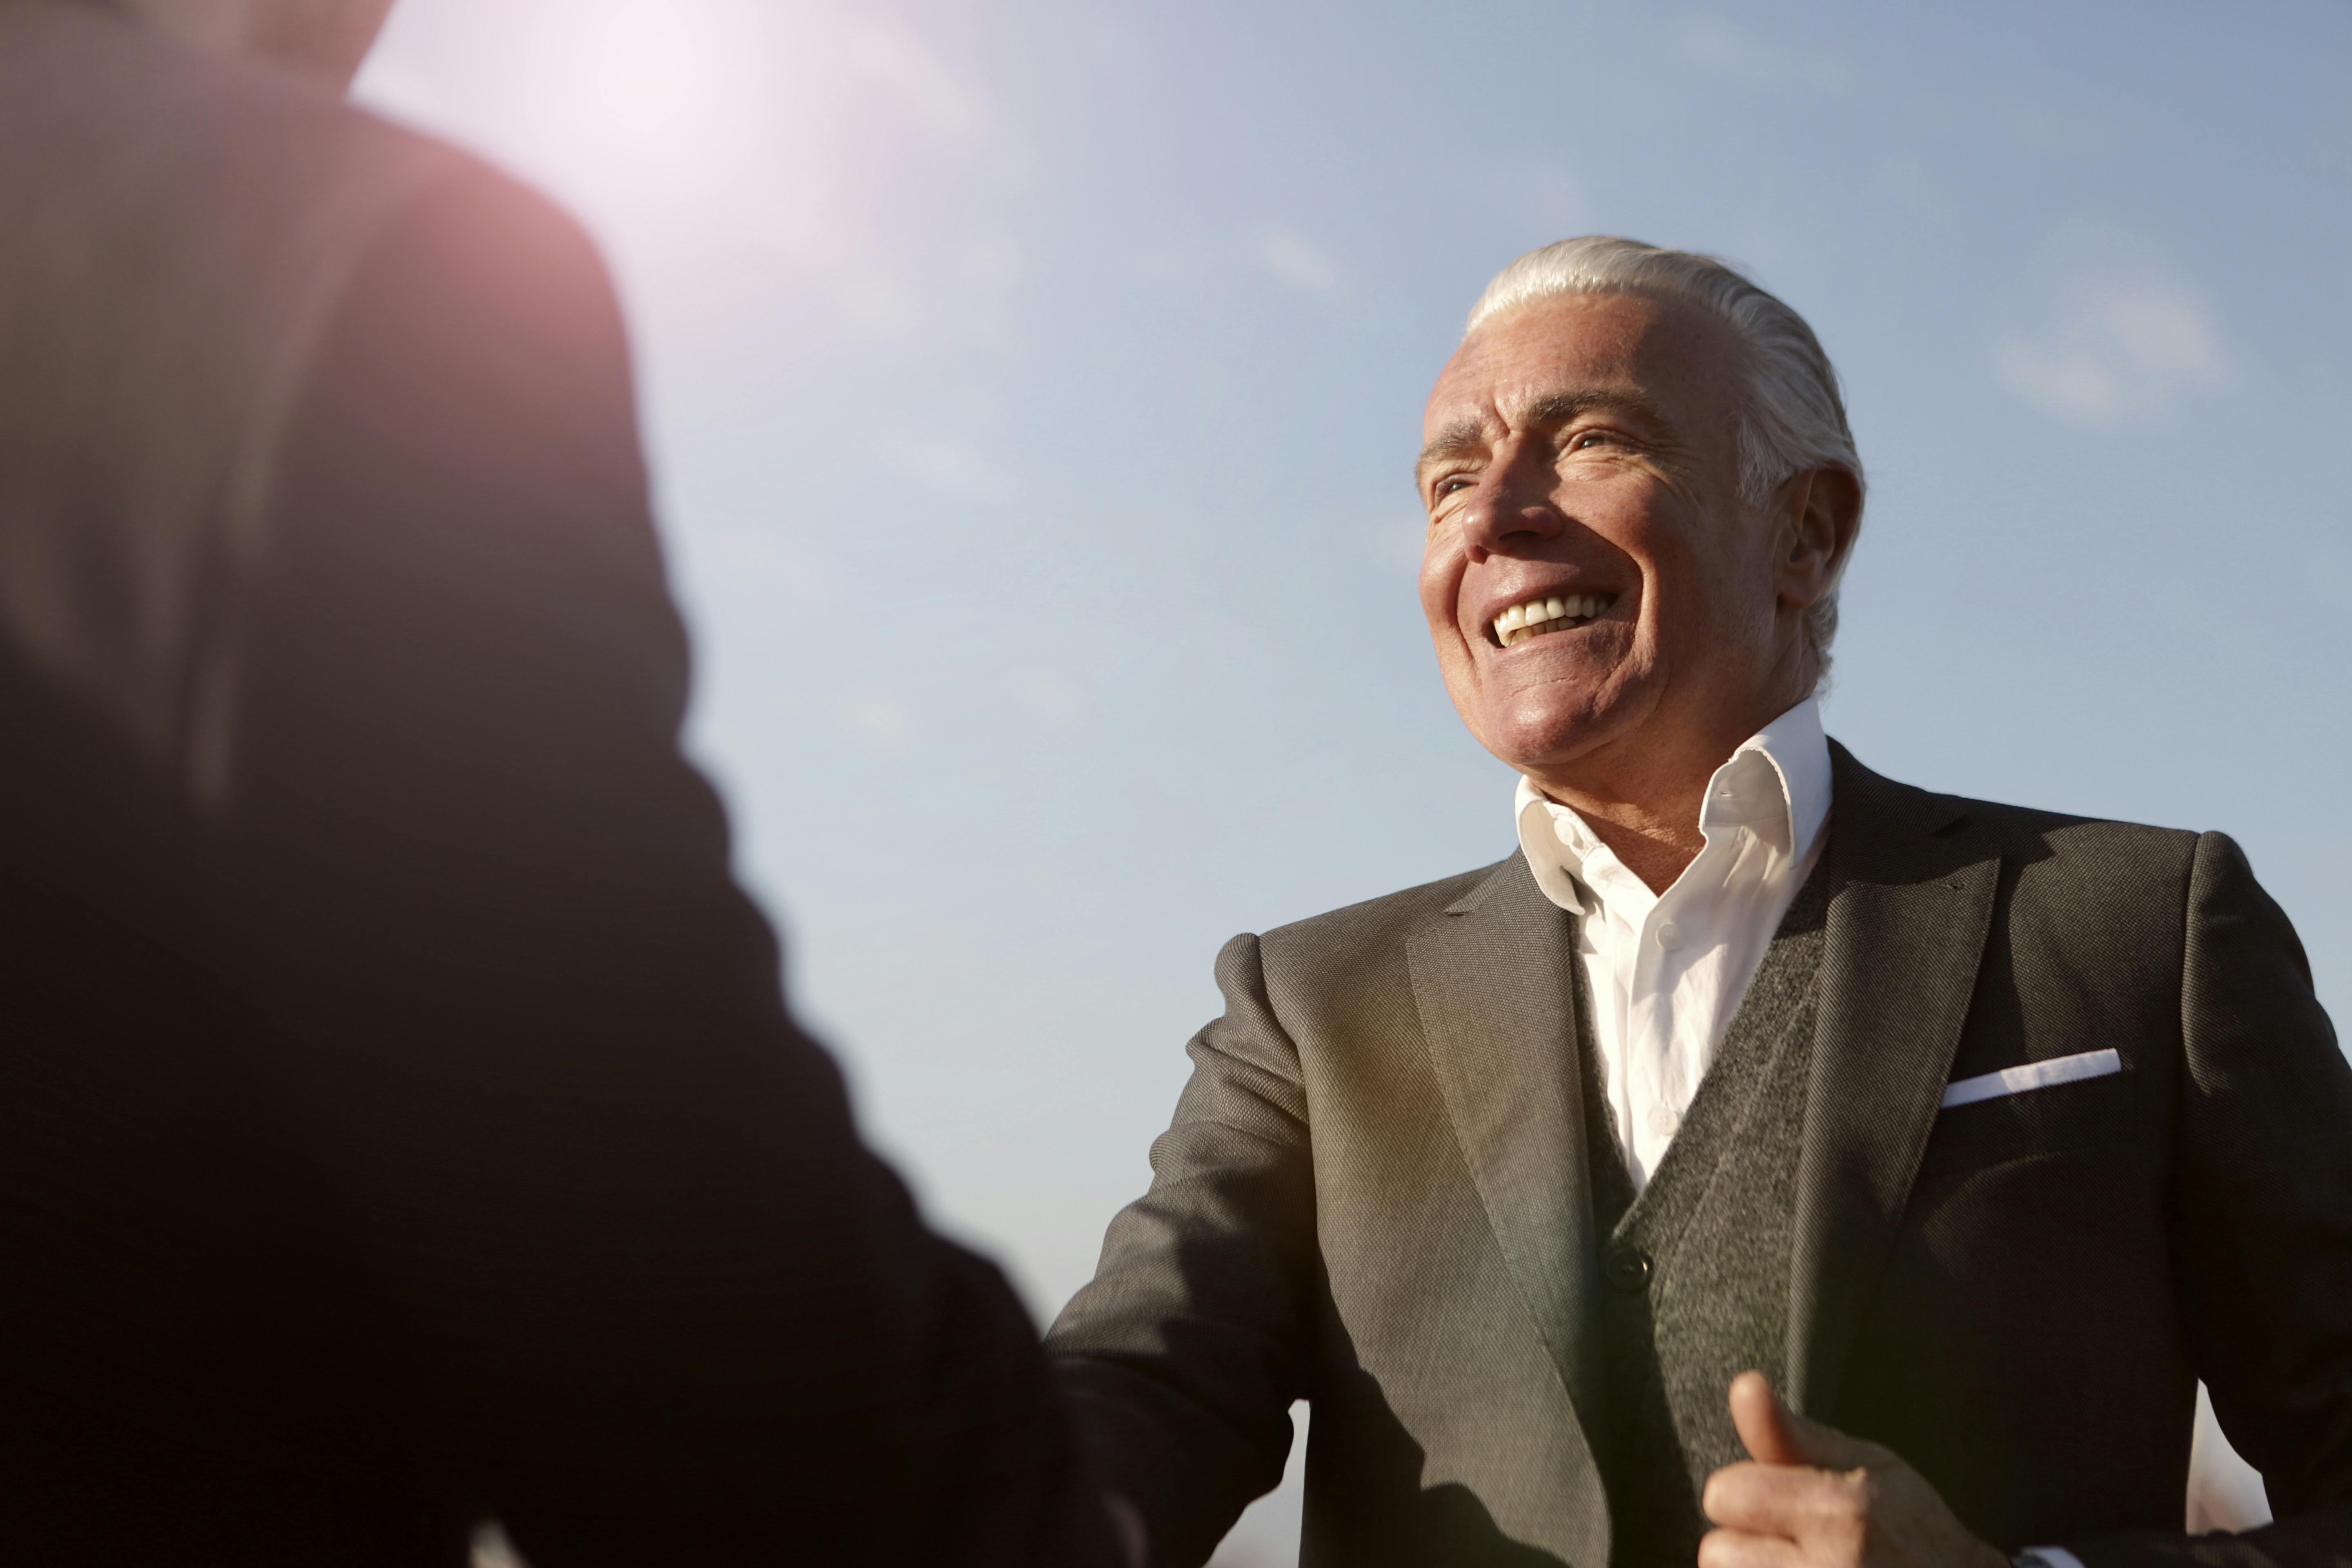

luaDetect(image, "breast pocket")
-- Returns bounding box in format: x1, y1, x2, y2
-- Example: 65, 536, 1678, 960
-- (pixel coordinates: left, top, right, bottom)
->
1928, 1049, 2148, 1169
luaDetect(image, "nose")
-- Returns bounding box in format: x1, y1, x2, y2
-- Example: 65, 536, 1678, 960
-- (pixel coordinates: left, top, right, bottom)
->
1457, 453, 1566, 563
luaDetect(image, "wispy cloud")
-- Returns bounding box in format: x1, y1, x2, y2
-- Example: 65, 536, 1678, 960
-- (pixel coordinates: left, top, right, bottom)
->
701, 530, 847, 604
1131, 244, 1205, 286
1996, 101, 2124, 161
849, 20, 988, 143
1675, 16, 1866, 97
1993, 276, 2230, 429
1373, 521, 1427, 576
1015, 665, 1090, 728
900, 437, 1013, 501
808, 244, 927, 339
1257, 229, 1348, 302
1477, 165, 1592, 249
840, 691, 916, 754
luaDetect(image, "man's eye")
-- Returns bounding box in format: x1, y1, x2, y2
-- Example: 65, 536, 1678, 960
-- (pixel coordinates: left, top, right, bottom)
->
1569, 430, 1614, 450
1435, 477, 1472, 497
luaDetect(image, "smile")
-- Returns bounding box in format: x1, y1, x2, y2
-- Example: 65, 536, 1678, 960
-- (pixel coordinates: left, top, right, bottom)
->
1490, 592, 1617, 648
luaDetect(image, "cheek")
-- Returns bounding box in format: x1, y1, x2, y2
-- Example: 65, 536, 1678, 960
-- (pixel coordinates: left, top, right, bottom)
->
1418, 535, 1466, 632
1565, 484, 1685, 595
1632, 517, 1748, 633
1685, 537, 1781, 640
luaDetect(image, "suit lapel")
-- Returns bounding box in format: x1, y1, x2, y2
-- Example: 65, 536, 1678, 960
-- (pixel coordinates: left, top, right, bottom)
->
1407, 858, 1608, 1432
1787, 744, 2001, 1419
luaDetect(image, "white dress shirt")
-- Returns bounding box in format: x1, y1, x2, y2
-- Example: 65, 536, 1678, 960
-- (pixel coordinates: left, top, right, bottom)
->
1513, 697, 1834, 1191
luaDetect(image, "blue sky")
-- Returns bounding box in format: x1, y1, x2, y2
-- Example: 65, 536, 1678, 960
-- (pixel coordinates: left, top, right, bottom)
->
358, 3, 2346, 1557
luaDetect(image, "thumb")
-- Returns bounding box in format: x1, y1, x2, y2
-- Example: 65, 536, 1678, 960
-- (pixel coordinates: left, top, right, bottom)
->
1728, 1371, 1873, 1469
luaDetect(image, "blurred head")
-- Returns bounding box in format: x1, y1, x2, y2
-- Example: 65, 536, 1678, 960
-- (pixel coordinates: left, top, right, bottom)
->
101, 0, 397, 86
1416, 237, 1864, 800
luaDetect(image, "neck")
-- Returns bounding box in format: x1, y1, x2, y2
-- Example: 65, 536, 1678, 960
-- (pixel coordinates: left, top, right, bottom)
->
1528, 675, 1815, 896
1544, 777, 1710, 896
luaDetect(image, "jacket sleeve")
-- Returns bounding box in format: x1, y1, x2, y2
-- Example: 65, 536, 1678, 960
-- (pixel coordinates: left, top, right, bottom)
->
2075, 831, 2352, 1568
1047, 931, 1320, 1568
214, 157, 1119, 1568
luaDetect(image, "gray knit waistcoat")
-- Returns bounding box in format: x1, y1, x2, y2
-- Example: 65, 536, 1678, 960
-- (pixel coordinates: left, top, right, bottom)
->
1576, 857, 1833, 1568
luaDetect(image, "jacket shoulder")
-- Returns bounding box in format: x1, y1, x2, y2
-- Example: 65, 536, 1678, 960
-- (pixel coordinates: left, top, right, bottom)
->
0, 5, 477, 226
1957, 796, 2199, 860
1833, 744, 2208, 906
1254, 857, 1519, 976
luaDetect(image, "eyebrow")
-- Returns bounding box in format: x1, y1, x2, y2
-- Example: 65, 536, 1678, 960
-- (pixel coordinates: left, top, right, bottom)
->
1415, 388, 1672, 476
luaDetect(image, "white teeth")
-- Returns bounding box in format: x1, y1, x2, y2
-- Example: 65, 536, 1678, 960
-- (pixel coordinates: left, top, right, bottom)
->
1489, 590, 1617, 645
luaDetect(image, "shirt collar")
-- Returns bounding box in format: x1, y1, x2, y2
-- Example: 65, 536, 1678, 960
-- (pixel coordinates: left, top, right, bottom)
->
1513, 696, 1834, 915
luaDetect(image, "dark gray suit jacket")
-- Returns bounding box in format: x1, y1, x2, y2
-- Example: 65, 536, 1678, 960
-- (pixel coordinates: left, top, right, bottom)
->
1049, 745, 2352, 1568
0, 5, 1117, 1562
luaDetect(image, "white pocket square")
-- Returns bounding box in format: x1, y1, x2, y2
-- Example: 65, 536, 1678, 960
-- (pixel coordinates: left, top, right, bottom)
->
1940, 1048, 2122, 1109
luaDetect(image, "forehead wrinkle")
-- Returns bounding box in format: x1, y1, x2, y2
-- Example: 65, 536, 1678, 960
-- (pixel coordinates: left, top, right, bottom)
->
1516, 387, 1672, 434
1416, 417, 1490, 474
1416, 386, 1677, 479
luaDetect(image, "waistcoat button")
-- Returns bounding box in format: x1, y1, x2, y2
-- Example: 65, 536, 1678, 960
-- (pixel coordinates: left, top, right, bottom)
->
1605, 1243, 1653, 1292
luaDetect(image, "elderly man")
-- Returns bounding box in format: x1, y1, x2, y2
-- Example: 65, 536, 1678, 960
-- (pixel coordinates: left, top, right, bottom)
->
1047, 238, 2352, 1568
0, 0, 1131, 1561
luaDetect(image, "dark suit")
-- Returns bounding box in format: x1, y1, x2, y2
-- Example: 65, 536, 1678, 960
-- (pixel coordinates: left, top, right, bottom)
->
0, 4, 1117, 1562
1049, 745, 2352, 1568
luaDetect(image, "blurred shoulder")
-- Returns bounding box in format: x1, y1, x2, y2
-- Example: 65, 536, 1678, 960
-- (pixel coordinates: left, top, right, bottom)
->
0, 3, 629, 783
0, 2, 601, 314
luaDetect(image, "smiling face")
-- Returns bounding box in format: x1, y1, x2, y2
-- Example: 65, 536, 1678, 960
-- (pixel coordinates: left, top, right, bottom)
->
1418, 290, 1826, 805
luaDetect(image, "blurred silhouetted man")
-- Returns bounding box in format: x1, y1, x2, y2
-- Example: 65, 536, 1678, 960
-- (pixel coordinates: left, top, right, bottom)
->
0, 1, 1126, 1562
1049, 238, 2352, 1568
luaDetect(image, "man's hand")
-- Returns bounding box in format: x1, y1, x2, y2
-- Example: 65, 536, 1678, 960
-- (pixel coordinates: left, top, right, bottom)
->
1699, 1371, 2009, 1568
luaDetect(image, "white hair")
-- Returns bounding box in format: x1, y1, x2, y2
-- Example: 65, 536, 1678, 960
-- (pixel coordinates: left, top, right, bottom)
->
1466, 236, 1863, 670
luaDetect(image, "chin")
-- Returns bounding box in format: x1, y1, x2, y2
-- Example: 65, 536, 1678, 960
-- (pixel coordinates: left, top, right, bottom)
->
1478, 700, 1613, 775
1473, 661, 1665, 773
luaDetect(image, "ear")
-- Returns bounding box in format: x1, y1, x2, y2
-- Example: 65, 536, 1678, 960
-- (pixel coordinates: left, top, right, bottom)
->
1769, 465, 1863, 613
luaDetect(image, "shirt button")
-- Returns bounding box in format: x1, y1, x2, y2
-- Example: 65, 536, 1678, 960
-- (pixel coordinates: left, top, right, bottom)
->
1646, 1105, 1679, 1137
1605, 1243, 1653, 1293
1553, 818, 1577, 846
1655, 922, 1683, 951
